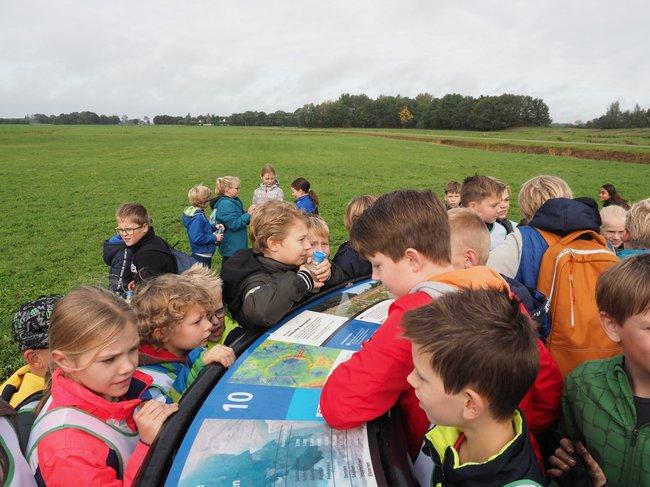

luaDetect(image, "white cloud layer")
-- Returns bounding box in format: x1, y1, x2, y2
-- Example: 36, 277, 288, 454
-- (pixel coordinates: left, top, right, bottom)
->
1, 0, 648, 122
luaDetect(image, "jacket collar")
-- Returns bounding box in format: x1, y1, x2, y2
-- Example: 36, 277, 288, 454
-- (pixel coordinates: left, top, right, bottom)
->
138, 343, 185, 365
51, 368, 152, 425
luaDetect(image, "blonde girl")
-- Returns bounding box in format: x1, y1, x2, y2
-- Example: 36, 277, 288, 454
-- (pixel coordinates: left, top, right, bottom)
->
252, 164, 284, 205
209, 176, 257, 261
27, 286, 177, 486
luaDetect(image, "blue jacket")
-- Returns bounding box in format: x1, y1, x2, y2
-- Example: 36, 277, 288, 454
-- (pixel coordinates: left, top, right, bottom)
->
210, 196, 251, 258
295, 194, 317, 214
181, 206, 216, 256
332, 241, 371, 279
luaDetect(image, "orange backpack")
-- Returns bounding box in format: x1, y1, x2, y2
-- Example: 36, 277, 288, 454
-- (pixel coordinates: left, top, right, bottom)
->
536, 229, 620, 376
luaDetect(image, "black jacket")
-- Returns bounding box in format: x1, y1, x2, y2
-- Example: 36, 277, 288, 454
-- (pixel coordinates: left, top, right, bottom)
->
130, 227, 176, 284
528, 198, 601, 237
331, 241, 371, 280
221, 249, 347, 329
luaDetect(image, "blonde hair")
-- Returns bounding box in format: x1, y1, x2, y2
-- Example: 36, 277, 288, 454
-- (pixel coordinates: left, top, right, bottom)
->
518, 175, 573, 221
448, 208, 491, 265
625, 198, 650, 249
182, 264, 223, 305
306, 214, 330, 239
49, 286, 135, 369
215, 176, 240, 196
250, 200, 307, 254
115, 202, 150, 225
344, 195, 377, 231
260, 164, 277, 178
600, 205, 627, 227
131, 273, 215, 347
188, 184, 212, 207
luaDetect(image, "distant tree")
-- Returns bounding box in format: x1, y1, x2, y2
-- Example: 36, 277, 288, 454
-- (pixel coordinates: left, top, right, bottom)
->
399, 106, 414, 127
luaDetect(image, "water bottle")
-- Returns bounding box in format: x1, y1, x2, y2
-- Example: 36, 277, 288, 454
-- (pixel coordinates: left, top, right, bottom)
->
309, 250, 327, 272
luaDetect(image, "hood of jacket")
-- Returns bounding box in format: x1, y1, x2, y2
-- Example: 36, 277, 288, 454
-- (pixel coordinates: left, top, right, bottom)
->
220, 249, 267, 307
131, 226, 173, 256
181, 206, 205, 228
528, 198, 600, 236
1, 365, 45, 408
138, 343, 186, 366
102, 234, 127, 265
50, 368, 152, 429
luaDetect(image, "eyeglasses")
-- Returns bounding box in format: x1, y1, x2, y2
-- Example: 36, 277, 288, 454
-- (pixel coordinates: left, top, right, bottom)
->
116, 225, 144, 235
213, 307, 227, 319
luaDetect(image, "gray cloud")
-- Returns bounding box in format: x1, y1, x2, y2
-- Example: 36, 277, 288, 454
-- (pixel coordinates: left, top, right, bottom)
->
1, 0, 648, 122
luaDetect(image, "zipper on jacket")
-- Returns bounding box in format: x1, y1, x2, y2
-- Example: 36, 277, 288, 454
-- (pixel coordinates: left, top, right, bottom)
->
631, 428, 639, 446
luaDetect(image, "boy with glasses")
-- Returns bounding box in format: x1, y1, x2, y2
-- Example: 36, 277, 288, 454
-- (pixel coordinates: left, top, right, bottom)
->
115, 202, 176, 289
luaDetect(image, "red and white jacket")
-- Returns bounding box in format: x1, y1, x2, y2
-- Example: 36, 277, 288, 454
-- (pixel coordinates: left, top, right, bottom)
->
320, 267, 563, 460
28, 368, 153, 487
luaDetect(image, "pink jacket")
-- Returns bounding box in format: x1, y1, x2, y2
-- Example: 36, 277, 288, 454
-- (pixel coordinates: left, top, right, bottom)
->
33, 369, 152, 487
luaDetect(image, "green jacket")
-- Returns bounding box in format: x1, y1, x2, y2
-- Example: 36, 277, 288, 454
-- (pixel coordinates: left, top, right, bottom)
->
561, 355, 650, 486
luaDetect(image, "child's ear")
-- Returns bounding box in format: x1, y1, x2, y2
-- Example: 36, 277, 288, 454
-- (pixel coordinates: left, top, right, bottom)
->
23, 349, 46, 371
266, 236, 280, 253
622, 229, 630, 243
600, 312, 622, 343
50, 349, 75, 372
462, 388, 484, 421
152, 328, 167, 344
404, 248, 424, 271
466, 249, 480, 268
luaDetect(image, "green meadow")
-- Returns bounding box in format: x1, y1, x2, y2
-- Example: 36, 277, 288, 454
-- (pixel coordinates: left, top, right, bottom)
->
1, 124, 649, 377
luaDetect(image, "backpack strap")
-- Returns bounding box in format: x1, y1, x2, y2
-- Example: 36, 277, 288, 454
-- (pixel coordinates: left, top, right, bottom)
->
26, 404, 139, 477
497, 218, 514, 234
515, 226, 549, 290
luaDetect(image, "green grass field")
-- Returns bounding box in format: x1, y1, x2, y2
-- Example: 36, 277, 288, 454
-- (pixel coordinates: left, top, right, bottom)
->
1, 124, 649, 378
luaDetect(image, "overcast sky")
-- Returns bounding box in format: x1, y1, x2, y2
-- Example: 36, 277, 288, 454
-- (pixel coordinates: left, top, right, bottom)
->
1, 1, 648, 123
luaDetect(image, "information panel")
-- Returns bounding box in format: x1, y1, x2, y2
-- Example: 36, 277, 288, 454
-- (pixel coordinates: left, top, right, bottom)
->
166, 280, 394, 487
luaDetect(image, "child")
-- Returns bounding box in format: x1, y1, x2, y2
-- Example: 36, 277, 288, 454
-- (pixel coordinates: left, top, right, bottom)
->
133, 273, 236, 400
252, 164, 284, 205
182, 184, 223, 267
102, 233, 133, 297
305, 214, 331, 256
182, 264, 243, 346
598, 183, 630, 209
403, 288, 545, 485
332, 195, 377, 279
320, 189, 521, 459
488, 175, 618, 377
599, 204, 627, 253
116, 202, 176, 287
443, 180, 461, 210
488, 175, 575, 276
548, 254, 650, 486
448, 208, 562, 439
26, 286, 178, 486
497, 184, 518, 231
290, 177, 319, 214
460, 174, 509, 249
618, 198, 650, 258
220, 200, 345, 328
1, 296, 60, 412
209, 176, 256, 262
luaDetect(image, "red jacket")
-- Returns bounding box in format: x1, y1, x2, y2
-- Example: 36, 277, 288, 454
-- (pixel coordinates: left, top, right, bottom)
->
320, 267, 563, 460
34, 369, 152, 487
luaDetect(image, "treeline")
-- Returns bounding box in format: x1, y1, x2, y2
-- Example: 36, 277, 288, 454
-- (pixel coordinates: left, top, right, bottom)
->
227, 93, 552, 130
585, 102, 650, 129
0, 112, 144, 125
153, 114, 226, 125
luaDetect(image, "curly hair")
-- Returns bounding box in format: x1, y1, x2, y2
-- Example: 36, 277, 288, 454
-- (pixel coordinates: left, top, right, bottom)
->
131, 273, 215, 347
